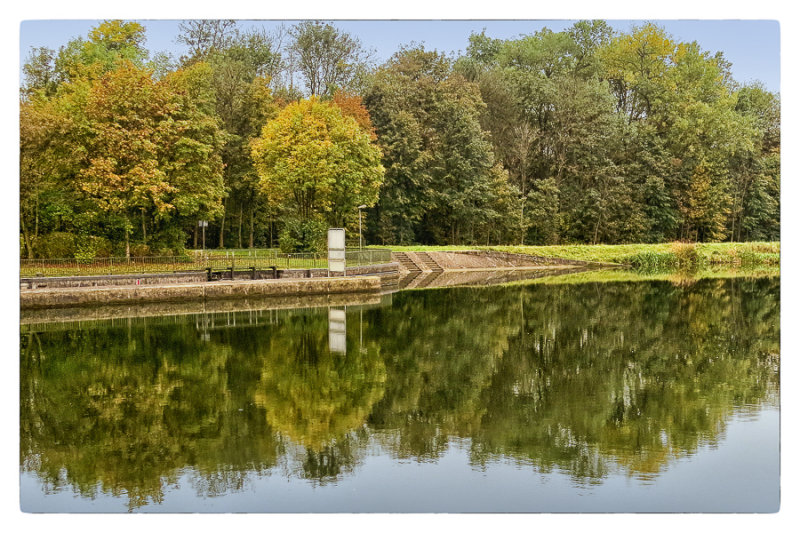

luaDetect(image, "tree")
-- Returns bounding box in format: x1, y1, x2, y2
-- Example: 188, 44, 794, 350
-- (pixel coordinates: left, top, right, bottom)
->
364, 47, 501, 245
47, 60, 226, 257
289, 21, 373, 97
251, 97, 384, 249
177, 22, 285, 248
21, 47, 58, 98
54, 20, 149, 83
177, 19, 237, 60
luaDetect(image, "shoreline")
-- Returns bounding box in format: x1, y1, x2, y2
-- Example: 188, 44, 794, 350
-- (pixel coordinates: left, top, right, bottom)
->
19, 276, 384, 310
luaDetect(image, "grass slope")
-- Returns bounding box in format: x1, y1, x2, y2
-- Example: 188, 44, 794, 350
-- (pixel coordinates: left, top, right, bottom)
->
376, 242, 780, 267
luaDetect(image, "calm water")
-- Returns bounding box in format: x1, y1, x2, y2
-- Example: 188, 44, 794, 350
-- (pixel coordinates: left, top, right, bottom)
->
20, 273, 780, 512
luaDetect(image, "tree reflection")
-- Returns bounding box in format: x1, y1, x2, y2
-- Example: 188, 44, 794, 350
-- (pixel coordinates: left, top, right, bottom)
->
20, 276, 780, 508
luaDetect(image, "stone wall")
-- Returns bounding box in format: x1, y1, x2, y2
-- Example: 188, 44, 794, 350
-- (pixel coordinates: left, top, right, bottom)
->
21, 271, 207, 289
422, 250, 589, 270
20, 262, 400, 288
20, 276, 383, 310
21, 292, 390, 328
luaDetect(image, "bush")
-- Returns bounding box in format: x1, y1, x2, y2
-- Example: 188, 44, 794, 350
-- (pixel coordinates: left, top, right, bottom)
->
671, 242, 701, 267
130, 243, 152, 257
627, 251, 677, 269
279, 218, 328, 253
75, 235, 114, 260
34, 232, 77, 259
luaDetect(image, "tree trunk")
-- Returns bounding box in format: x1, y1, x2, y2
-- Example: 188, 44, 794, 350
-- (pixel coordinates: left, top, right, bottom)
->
141, 209, 147, 245
249, 209, 254, 248
238, 204, 243, 249
34, 195, 39, 247
219, 201, 226, 249
21, 216, 34, 259
125, 227, 131, 259
193, 224, 198, 249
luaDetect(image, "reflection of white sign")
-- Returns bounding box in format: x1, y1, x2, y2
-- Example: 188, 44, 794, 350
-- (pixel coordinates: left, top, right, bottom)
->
329, 308, 347, 353
328, 228, 346, 273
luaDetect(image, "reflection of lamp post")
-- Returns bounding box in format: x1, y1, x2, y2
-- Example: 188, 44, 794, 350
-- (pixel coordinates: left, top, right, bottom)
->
357, 205, 367, 251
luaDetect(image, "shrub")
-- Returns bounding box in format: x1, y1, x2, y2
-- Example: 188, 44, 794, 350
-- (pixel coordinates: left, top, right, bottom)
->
130, 243, 152, 257
627, 251, 677, 269
671, 242, 701, 267
74, 235, 113, 260
34, 232, 77, 258
279, 218, 328, 253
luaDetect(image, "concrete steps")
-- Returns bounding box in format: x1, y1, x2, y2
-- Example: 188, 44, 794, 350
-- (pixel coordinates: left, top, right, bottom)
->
414, 252, 444, 272
392, 252, 422, 272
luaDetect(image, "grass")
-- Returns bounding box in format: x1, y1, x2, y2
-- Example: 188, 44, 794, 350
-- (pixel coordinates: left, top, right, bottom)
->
375, 242, 780, 267
514, 264, 780, 286
22, 248, 394, 278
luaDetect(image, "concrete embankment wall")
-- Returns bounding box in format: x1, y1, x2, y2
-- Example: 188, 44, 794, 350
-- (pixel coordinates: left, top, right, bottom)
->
21, 292, 390, 329
20, 276, 383, 310
438, 250, 588, 268
392, 250, 589, 273
20, 263, 399, 289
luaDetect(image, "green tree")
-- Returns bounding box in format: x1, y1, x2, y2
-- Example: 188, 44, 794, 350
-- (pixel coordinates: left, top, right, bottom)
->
289, 21, 373, 97
365, 47, 501, 245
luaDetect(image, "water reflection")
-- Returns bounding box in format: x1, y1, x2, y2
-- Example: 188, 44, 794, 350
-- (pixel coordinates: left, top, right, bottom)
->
20, 275, 779, 510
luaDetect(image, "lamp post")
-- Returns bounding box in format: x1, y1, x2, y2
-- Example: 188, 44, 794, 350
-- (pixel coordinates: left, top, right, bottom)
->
198, 220, 208, 252
357, 205, 367, 251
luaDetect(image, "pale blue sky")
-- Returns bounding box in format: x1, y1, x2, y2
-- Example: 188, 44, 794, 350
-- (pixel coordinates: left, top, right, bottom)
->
19, 19, 780, 92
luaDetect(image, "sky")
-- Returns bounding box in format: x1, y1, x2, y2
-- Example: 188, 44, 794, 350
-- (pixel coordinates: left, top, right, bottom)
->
19, 19, 781, 92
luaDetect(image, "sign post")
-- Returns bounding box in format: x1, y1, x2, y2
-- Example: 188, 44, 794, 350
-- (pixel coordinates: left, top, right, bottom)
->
198, 220, 208, 252
327, 228, 346, 276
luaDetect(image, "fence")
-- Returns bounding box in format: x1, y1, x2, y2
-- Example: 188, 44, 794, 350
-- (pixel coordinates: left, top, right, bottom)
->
20, 249, 394, 278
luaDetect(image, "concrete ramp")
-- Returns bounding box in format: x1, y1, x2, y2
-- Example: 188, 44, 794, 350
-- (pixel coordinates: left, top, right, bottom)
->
391, 250, 588, 273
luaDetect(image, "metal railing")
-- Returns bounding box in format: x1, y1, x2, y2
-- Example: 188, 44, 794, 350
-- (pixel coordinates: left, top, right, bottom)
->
346, 248, 392, 267
20, 248, 394, 278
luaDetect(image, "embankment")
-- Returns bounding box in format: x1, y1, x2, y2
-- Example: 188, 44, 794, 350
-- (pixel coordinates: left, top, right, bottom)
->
20, 276, 383, 310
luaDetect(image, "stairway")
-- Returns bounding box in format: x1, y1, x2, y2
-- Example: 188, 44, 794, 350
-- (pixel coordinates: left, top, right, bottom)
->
415, 252, 444, 272
392, 252, 422, 272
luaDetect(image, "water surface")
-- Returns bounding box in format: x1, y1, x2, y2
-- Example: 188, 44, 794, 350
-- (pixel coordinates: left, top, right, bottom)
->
20, 272, 780, 512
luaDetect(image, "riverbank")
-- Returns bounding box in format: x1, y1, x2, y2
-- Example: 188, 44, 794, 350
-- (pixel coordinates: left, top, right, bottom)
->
380, 242, 779, 268
20, 276, 383, 310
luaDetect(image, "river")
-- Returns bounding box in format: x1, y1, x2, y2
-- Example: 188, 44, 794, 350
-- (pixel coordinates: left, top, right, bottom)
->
20, 270, 780, 512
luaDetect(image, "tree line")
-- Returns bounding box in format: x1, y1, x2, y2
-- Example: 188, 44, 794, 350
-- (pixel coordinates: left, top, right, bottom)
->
20, 19, 780, 258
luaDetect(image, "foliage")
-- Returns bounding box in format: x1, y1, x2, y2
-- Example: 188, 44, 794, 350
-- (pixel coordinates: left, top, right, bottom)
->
33, 232, 77, 258
289, 21, 373, 96
20, 20, 780, 252
364, 46, 505, 245
251, 97, 384, 227
278, 218, 328, 253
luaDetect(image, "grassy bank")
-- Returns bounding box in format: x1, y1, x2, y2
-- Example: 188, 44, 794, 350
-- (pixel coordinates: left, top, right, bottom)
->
516, 265, 780, 286
378, 242, 780, 268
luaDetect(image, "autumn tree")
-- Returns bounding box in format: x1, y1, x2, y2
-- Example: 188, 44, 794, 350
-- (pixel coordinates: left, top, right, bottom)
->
251, 97, 384, 250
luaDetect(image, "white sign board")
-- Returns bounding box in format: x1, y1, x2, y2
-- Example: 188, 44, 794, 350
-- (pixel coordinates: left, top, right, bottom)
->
328, 228, 346, 274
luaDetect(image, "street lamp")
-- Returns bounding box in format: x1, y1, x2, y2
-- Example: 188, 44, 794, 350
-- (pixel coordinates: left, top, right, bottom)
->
198, 220, 208, 252
357, 205, 367, 251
